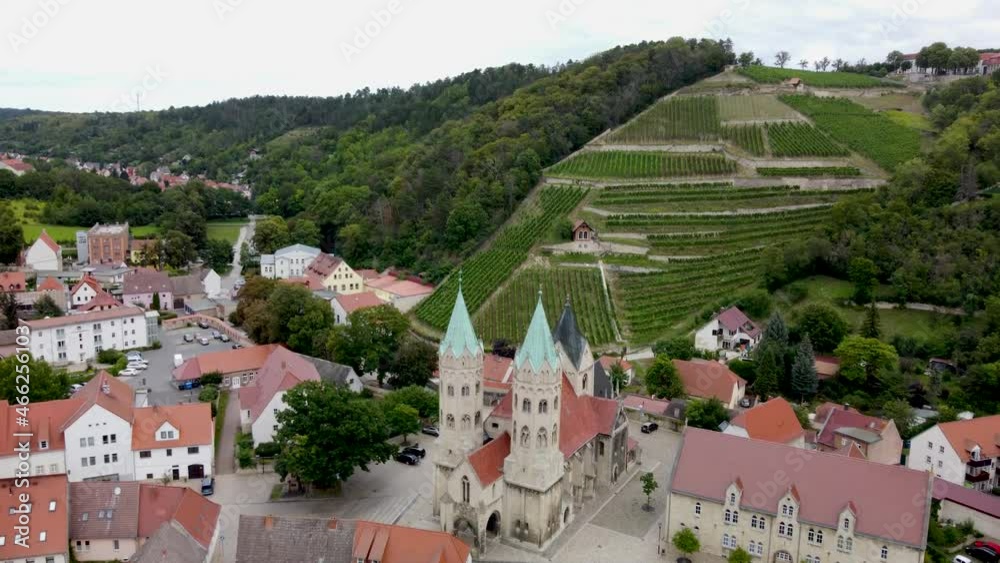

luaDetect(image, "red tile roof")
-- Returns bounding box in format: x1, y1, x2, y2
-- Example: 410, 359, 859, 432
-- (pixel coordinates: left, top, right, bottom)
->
138, 485, 220, 549
62, 371, 134, 430
357, 269, 380, 281
352, 520, 471, 563
468, 432, 511, 486
334, 291, 386, 315
673, 359, 746, 404
729, 397, 803, 444
482, 354, 513, 390
671, 428, 931, 547
367, 275, 434, 298
833, 442, 867, 460
937, 414, 1000, 463
238, 346, 320, 423
0, 396, 81, 456
70, 274, 104, 297
489, 374, 621, 459
0, 158, 34, 173
36, 229, 61, 253
599, 355, 633, 373
0, 271, 27, 292
0, 475, 68, 560
716, 306, 759, 335
37, 276, 65, 292
172, 344, 280, 381
69, 481, 141, 540
77, 291, 123, 311
814, 355, 841, 379
23, 305, 145, 329
132, 403, 213, 451
622, 394, 671, 416
305, 252, 343, 278
933, 477, 1000, 518
124, 268, 172, 295
815, 405, 890, 449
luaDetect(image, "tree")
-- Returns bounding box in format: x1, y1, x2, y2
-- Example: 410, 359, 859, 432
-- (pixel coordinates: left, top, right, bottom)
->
653, 337, 695, 360
0, 204, 23, 264
161, 230, 197, 269
881, 399, 913, 437
328, 305, 410, 385
385, 403, 420, 444
640, 472, 658, 510
672, 528, 701, 556
33, 294, 63, 319
252, 216, 290, 254
729, 547, 752, 563
151, 292, 160, 311
763, 311, 789, 348
849, 257, 879, 304
608, 363, 628, 395
833, 58, 845, 71
790, 335, 818, 400
737, 51, 755, 68
795, 304, 849, 353
388, 338, 438, 388
753, 342, 783, 400
0, 290, 18, 330
834, 336, 899, 385
918, 42, 952, 74
687, 397, 729, 430
274, 381, 396, 489
861, 301, 881, 339
885, 50, 905, 70
775, 51, 791, 68
0, 357, 68, 403
288, 218, 322, 247
818, 56, 831, 71
202, 238, 234, 273
383, 385, 438, 419
644, 356, 685, 399
798, 59, 809, 70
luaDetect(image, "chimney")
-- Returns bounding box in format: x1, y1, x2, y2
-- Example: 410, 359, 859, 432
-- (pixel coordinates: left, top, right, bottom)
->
843, 403, 850, 411
264, 515, 274, 531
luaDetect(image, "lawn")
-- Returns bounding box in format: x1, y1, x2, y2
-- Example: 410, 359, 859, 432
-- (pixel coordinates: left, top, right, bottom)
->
206, 220, 248, 245
738, 66, 903, 88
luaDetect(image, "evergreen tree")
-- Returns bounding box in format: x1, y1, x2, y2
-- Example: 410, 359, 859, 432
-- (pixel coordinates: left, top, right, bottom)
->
861, 301, 881, 339
753, 342, 783, 400
763, 311, 789, 348
790, 335, 818, 400
151, 292, 160, 311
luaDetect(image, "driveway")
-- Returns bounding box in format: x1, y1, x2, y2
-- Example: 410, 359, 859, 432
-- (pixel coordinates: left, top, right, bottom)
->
216, 389, 239, 475
220, 215, 257, 297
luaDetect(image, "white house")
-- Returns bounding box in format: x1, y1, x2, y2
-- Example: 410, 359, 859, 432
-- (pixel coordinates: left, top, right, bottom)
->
62, 372, 136, 482
906, 415, 1000, 492
69, 275, 105, 309
22, 306, 152, 365
694, 306, 762, 356
202, 268, 222, 298
25, 229, 63, 271
259, 244, 321, 280
132, 403, 214, 481
332, 291, 386, 325
365, 274, 434, 313
238, 345, 320, 444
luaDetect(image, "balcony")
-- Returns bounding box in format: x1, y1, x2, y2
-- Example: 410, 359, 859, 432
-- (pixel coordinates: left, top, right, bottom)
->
967, 457, 993, 468
966, 471, 991, 483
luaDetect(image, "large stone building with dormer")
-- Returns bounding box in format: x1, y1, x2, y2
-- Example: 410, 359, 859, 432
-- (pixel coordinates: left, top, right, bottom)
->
432, 288, 636, 554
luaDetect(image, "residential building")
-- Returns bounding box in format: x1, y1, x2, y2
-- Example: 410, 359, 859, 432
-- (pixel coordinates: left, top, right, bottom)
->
815, 355, 841, 380
0, 475, 69, 563
37, 276, 69, 311
0, 397, 77, 477
0, 271, 27, 292
662, 429, 931, 563
25, 229, 62, 271
172, 344, 281, 389
77, 292, 123, 313
21, 306, 151, 365
132, 403, 214, 481
259, 244, 321, 279
304, 252, 364, 294
62, 371, 137, 482
0, 157, 34, 176
435, 291, 636, 553
238, 346, 321, 444
235, 515, 472, 563
131, 485, 221, 563
694, 306, 761, 356
331, 291, 386, 324
303, 355, 363, 393
365, 273, 434, 312
87, 223, 130, 265
724, 397, 805, 447
906, 414, 1000, 491
123, 268, 173, 310
598, 355, 634, 385
623, 394, 672, 419
672, 358, 747, 409
69, 274, 106, 309
812, 403, 903, 465
932, 477, 1000, 539
69, 481, 140, 561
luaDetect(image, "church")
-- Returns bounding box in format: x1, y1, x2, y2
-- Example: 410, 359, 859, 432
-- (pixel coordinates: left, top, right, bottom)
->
432, 286, 637, 553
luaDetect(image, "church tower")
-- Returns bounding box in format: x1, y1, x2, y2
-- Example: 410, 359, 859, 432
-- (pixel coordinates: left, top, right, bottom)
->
503, 293, 566, 546
433, 282, 484, 516
553, 299, 597, 397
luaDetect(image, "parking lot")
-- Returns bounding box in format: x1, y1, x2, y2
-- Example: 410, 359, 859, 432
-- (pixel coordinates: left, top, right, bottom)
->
118, 324, 236, 406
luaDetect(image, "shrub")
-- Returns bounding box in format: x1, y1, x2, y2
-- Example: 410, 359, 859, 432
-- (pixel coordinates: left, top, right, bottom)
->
198, 386, 219, 403
97, 349, 124, 364
784, 281, 809, 304
255, 442, 281, 458
200, 372, 223, 386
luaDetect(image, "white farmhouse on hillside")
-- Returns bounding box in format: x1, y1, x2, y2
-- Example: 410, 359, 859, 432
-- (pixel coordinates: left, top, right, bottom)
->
259, 244, 320, 280
25, 229, 63, 271
694, 306, 761, 357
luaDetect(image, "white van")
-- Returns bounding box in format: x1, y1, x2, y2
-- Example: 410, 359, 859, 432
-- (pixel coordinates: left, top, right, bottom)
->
173, 353, 184, 368
954, 555, 972, 563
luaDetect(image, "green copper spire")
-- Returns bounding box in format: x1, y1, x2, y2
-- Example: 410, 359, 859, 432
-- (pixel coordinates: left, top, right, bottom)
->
515, 291, 559, 373
439, 275, 481, 358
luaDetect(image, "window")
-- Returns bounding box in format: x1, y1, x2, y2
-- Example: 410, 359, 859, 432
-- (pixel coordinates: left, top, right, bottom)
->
881, 545, 888, 559
446, 415, 454, 428
846, 538, 853, 551
48, 501, 55, 512
842, 517, 850, 531
928, 441, 933, 449
475, 382, 480, 394
447, 385, 454, 396
539, 399, 548, 414
461, 385, 469, 397
79, 437, 87, 448
522, 398, 531, 413
729, 492, 736, 505
461, 415, 471, 430
778, 522, 793, 538
925, 455, 932, 464
39, 531, 46, 542
166, 449, 173, 457
599, 441, 605, 456
139, 450, 151, 459
39, 440, 48, 450
937, 460, 943, 468
722, 533, 736, 549
938, 445, 944, 453
81, 457, 89, 467
725, 509, 733, 524
114, 539, 120, 551
104, 454, 110, 464
732, 510, 739, 524
188, 446, 199, 454
461, 476, 470, 503
694, 502, 701, 516
159, 430, 175, 440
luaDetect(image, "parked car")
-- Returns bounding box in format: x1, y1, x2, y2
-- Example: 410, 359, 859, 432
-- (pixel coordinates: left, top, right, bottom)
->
739, 397, 752, 408
183, 333, 194, 343
200, 477, 215, 496
126, 352, 144, 362
118, 368, 139, 377
232, 343, 242, 349
641, 421, 659, 434
178, 380, 202, 391
198, 336, 210, 346
197, 320, 209, 329
953, 557, 972, 563
220, 334, 231, 342
69, 383, 84, 394
126, 361, 148, 371
212, 330, 222, 340
975, 542, 1000, 554
395, 452, 420, 465
421, 426, 439, 437
965, 546, 999, 563
402, 445, 426, 458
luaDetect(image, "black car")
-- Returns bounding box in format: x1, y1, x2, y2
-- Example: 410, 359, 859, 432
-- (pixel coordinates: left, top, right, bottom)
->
421, 426, 439, 437
966, 546, 1000, 563
395, 452, 420, 465
641, 421, 659, 433
402, 445, 426, 458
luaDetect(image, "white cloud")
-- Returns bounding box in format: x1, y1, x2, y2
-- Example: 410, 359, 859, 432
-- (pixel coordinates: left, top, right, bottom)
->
2, 0, 998, 112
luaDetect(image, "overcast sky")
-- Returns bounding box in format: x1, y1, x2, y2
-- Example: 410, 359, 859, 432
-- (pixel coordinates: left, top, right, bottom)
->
2, 0, 998, 112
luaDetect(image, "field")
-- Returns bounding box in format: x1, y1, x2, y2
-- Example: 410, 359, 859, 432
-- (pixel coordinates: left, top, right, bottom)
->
205, 220, 248, 245
721, 125, 766, 155
738, 66, 902, 88
756, 166, 861, 177
606, 96, 720, 143
779, 95, 922, 172
766, 122, 848, 157
546, 151, 736, 179
414, 186, 587, 331
474, 268, 617, 346
717, 95, 802, 121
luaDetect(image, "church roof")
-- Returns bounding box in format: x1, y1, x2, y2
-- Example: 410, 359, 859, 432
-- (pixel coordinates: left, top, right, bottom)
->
553, 300, 588, 369
439, 285, 481, 358
514, 295, 559, 372
468, 432, 511, 486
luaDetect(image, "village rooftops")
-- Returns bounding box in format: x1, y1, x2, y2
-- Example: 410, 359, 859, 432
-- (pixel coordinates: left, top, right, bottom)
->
124, 268, 172, 294
69, 481, 141, 540
814, 402, 892, 449
333, 291, 386, 315
672, 358, 746, 404
132, 403, 213, 450
729, 397, 804, 444
0, 475, 69, 561
137, 485, 221, 550
936, 414, 1000, 462
173, 343, 280, 382
38, 276, 66, 291
0, 271, 26, 291
36, 229, 61, 253
715, 306, 761, 337
21, 305, 147, 329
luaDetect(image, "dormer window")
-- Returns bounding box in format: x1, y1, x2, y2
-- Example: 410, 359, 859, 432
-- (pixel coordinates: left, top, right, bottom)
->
729, 492, 736, 505
39, 440, 48, 450
842, 517, 850, 531
48, 501, 56, 512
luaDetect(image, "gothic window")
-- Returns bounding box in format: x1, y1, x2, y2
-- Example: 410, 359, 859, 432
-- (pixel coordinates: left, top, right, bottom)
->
474, 411, 481, 426
552, 424, 557, 440
539, 400, 548, 414
475, 382, 480, 394
582, 374, 588, 390
447, 385, 454, 397
725, 509, 733, 524
730, 492, 736, 505
598, 441, 605, 456
554, 397, 558, 410
845, 537, 853, 551
446, 415, 455, 428
537, 427, 548, 448
461, 476, 470, 503
842, 517, 850, 531
522, 398, 531, 413
778, 522, 786, 536
461, 385, 469, 397
520, 426, 530, 447
461, 415, 471, 430
732, 510, 739, 524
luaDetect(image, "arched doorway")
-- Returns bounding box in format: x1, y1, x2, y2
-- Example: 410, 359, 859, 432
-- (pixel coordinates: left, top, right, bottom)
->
486, 512, 501, 537
563, 507, 570, 524
775, 550, 793, 563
